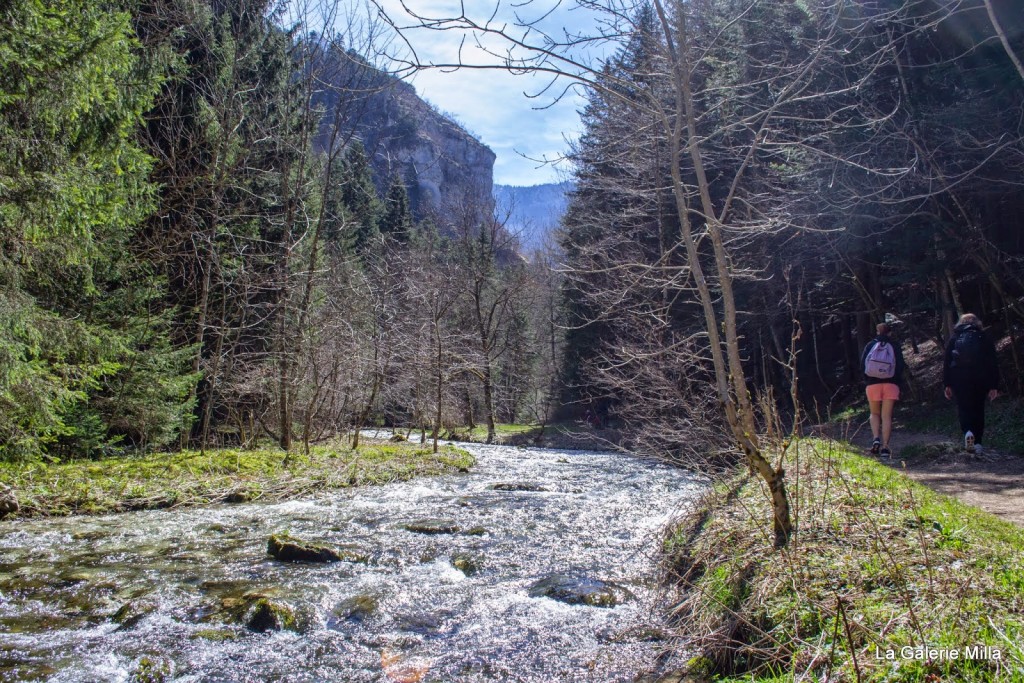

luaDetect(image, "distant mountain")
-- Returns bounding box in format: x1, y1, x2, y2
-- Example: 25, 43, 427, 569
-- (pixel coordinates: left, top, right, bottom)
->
494, 181, 575, 251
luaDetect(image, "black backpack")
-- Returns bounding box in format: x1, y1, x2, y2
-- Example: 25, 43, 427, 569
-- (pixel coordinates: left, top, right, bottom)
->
952, 328, 984, 369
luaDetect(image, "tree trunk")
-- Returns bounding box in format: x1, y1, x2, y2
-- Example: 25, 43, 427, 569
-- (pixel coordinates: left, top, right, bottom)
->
654, 0, 791, 545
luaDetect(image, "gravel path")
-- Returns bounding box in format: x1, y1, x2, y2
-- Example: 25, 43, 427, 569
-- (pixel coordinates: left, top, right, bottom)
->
859, 429, 1024, 527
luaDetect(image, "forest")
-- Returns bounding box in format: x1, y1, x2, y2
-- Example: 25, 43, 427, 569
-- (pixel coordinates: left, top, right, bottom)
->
2, 0, 1023, 468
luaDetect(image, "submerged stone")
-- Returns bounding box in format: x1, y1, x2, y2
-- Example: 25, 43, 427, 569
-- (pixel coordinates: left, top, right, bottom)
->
267, 533, 343, 563
527, 573, 632, 608
402, 519, 460, 535
329, 594, 378, 625
112, 599, 158, 630
490, 482, 548, 492
190, 628, 239, 642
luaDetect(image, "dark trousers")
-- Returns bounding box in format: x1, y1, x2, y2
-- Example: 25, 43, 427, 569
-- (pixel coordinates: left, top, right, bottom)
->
952, 382, 988, 444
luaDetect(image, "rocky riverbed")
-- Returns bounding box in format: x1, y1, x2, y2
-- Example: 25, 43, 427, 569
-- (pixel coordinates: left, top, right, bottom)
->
0, 438, 705, 682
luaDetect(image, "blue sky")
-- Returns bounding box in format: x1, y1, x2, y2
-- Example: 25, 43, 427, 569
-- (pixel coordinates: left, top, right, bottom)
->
372, 1, 620, 186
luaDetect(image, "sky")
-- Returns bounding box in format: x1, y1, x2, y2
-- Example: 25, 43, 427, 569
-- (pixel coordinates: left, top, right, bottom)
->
367, 1, 621, 186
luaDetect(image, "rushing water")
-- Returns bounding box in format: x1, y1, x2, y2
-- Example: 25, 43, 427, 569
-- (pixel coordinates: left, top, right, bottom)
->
0, 439, 705, 682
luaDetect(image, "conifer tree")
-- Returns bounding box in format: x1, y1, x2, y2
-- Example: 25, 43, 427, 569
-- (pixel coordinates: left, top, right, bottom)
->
380, 175, 415, 244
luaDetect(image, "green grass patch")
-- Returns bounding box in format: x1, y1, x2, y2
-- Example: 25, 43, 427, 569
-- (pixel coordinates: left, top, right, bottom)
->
664, 438, 1024, 682
456, 423, 540, 443
0, 441, 474, 518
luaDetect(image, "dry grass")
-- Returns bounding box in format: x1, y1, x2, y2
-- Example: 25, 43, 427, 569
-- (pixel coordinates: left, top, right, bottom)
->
662, 438, 1024, 682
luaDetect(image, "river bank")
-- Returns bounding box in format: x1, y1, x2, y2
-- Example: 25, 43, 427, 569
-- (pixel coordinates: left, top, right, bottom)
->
658, 438, 1024, 682
0, 440, 474, 519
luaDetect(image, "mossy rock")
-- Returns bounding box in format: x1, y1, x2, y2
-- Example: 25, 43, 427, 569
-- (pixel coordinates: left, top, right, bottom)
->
490, 482, 548, 492
190, 628, 239, 642
245, 597, 298, 632
329, 594, 378, 625
224, 488, 257, 504
112, 599, 158, 630
0, 484, 19, 518
130, 656, 172, 683
402, 519, 460, 535
451, 552, 484, 576
267, 533, 344, 563
527, 573, 633, 608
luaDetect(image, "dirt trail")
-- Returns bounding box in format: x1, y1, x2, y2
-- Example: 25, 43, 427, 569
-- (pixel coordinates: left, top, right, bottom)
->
863, 429, 1024, 527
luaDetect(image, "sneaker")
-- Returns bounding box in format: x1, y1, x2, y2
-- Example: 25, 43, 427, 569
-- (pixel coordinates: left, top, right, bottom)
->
880, 447, 892, 459
870, 438, 881, 455
965, 431, 976, 453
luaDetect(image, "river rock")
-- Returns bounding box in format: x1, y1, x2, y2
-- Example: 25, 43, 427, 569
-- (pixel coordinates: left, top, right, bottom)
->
112, 599, 158, 630
245, 597, 297, 632
0, 484, 19, 518
131, 656, 172, 683
329, 594, 378, 625
451, 552, 484, 576
402, 519, 460, 535
267, 533, 345, 563
527, 573, 633, 608
490, 482, 548, 492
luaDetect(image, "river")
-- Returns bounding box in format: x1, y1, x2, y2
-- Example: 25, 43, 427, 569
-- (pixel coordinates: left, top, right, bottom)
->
0, 438, 705, 682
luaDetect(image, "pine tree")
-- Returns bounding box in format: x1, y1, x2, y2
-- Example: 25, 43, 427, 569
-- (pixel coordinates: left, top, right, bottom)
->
0, 0, 173, 459
340, 141, 382, 254
380, 175, 415, 244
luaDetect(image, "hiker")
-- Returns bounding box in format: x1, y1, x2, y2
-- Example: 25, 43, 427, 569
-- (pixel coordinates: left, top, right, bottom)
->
943, 313, 1000, 453
862, 322, 905, 458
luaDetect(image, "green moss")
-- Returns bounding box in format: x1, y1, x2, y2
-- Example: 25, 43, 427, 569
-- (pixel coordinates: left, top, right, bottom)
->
190, 628, 239, 642
130, 657, 171, 683
0, 440, 474, 518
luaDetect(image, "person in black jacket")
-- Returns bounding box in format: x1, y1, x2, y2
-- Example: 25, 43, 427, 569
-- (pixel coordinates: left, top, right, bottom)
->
943, 313, 1000, 453
861, 322, 906, 458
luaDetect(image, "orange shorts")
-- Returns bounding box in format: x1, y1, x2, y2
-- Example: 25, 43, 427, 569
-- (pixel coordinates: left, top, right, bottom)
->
866, 383, 900, 401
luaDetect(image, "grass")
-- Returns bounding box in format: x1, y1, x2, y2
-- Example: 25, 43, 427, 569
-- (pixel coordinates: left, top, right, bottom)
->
0, 440, 474, 518
455, 423, 541, 442
663, 438, 1024, 682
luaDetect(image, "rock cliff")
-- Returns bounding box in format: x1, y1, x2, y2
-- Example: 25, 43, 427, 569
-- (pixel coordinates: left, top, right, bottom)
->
312, 48, 495, 221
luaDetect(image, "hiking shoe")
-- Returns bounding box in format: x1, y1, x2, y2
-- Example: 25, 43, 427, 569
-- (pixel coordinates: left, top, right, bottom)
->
880, 447, 892, 459
870, 438, 881, 455
965, 431, 976, 453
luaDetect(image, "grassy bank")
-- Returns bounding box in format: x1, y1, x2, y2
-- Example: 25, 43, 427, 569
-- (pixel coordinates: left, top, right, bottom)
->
0, 441, 474, 519
664, 439, 1024, 682
446, 423, 541, 443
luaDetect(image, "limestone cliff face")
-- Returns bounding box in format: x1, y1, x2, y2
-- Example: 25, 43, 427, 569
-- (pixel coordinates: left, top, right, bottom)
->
381, 80, 496, 216
312, 49, 495, 221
